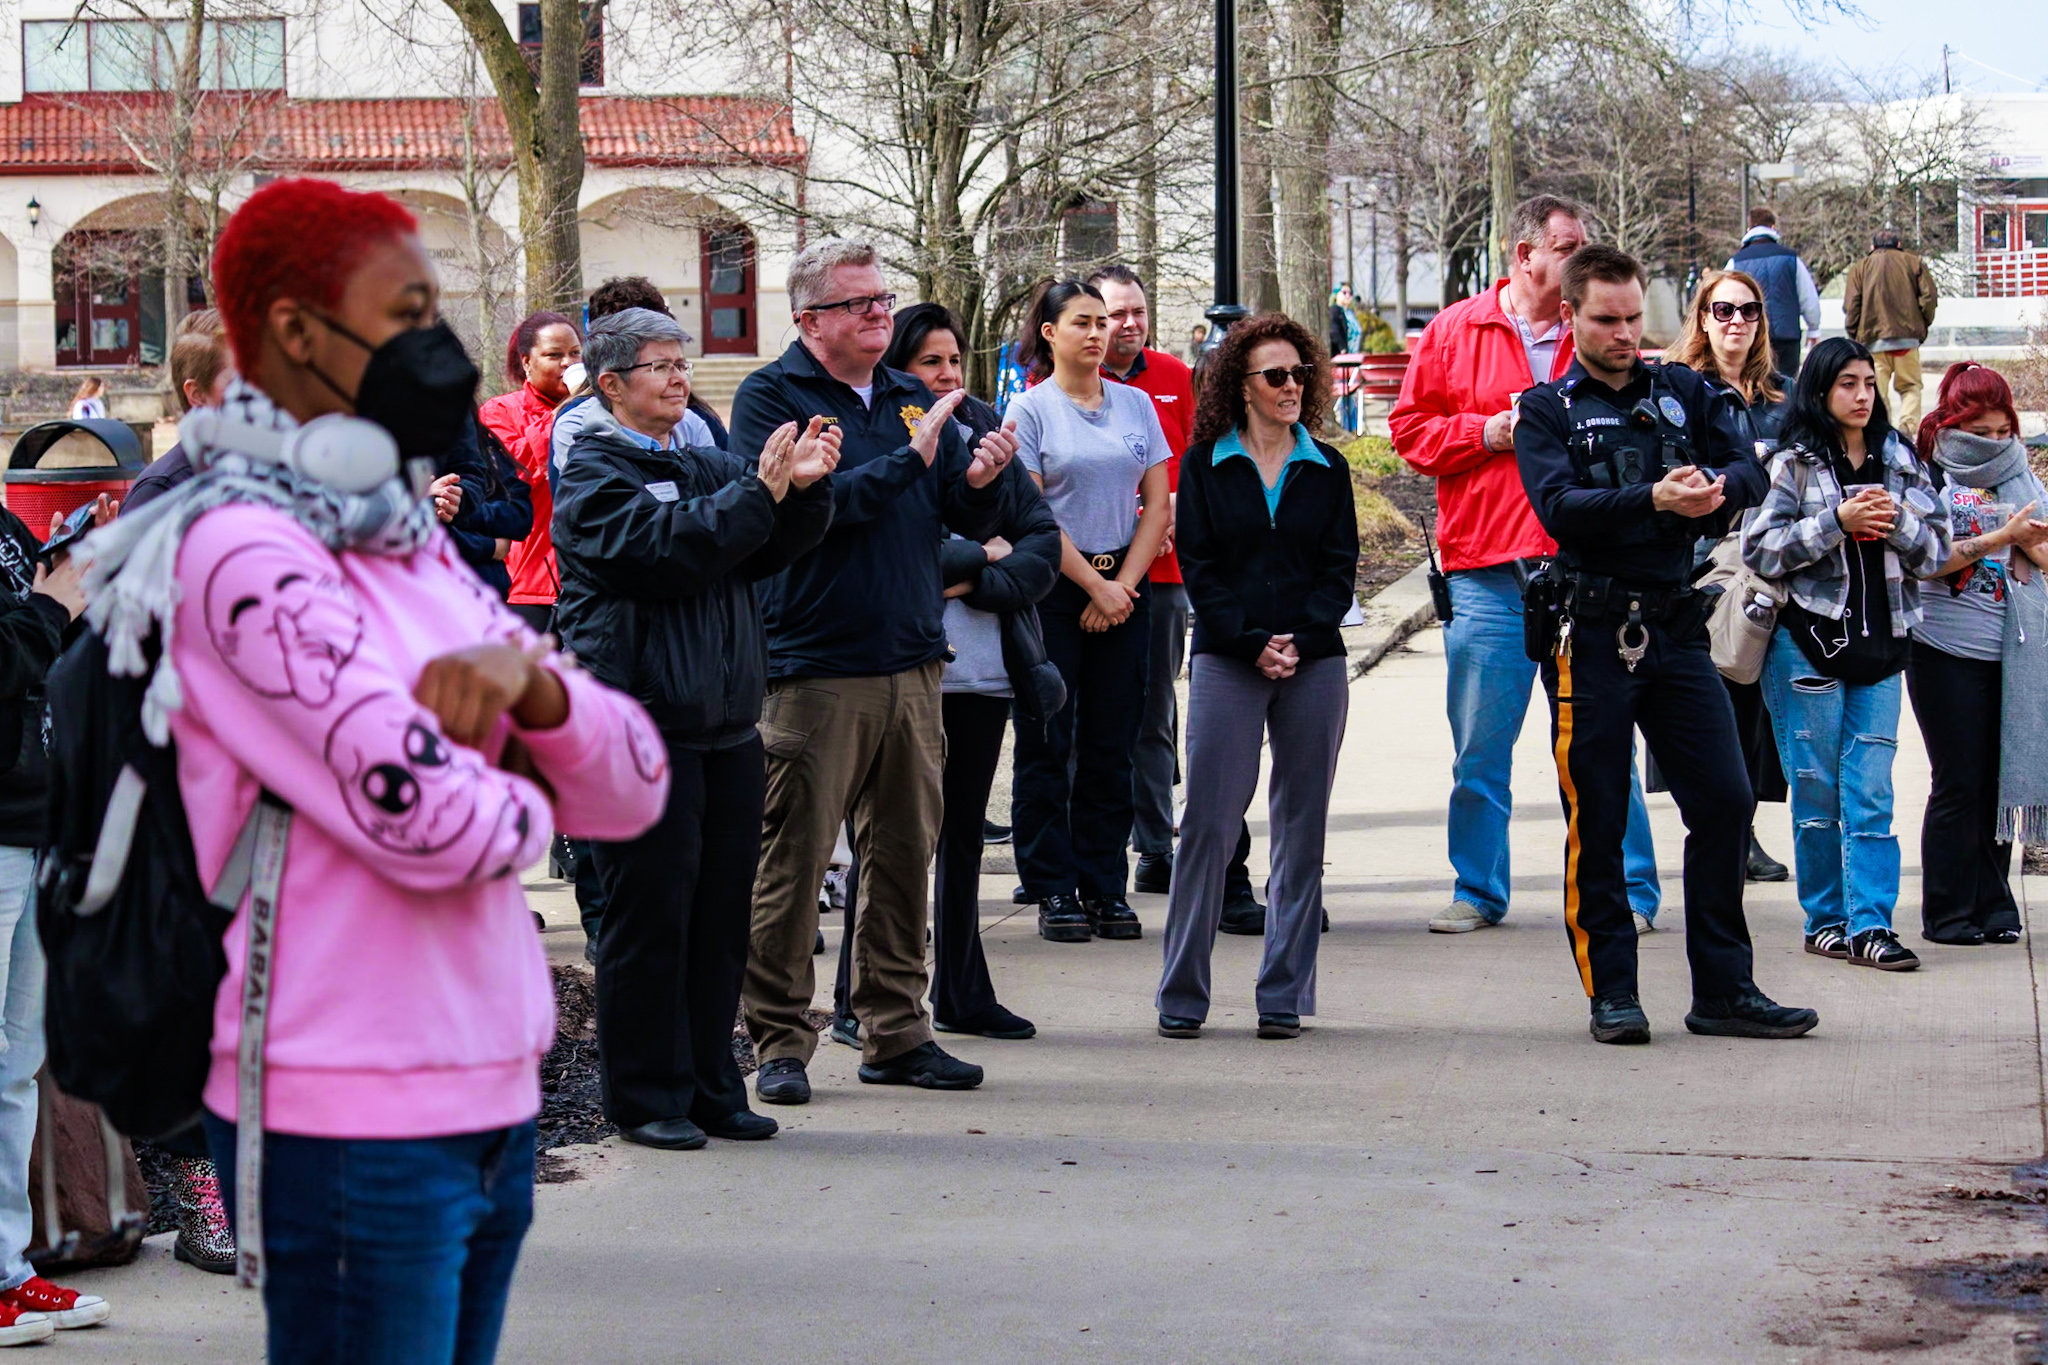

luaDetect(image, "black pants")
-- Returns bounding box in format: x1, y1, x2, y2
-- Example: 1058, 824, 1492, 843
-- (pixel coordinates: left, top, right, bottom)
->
1013, 577, 1151, 899
590, 736, 762, 1128
1542, 624, 1754, 1002
1770, 337, 1801, 384
1905, 642, 2019, 938
834, 694, 1014, 1024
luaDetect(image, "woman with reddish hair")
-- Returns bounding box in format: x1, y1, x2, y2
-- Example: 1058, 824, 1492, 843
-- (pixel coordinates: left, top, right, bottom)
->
1907, 362, 2048, 944
478, 312, 581, 632
76, 177, 667, 1363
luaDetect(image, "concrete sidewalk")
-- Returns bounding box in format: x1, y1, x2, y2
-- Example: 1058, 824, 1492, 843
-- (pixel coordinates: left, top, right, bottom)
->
62, 625, 2048, 1363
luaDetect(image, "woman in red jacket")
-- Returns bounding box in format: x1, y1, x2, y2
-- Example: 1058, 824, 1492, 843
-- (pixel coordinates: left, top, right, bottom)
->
479, 311, 582, 632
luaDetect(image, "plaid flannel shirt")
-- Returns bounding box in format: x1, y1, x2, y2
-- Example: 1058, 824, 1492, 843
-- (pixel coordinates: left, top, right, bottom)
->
1739, 432, 1950, 635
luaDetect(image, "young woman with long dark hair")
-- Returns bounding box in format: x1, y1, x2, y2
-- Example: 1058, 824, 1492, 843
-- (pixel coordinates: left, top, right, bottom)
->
1741, 336, 1951, 971
1664, 268, 1791, 882
1006, 279, 1173, 944
1907, 363, 2048, 944
1154, 314, 1357, 1039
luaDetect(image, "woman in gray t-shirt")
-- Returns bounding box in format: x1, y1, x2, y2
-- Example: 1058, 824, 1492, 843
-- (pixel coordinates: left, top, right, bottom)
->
1005, 279, 1172, 944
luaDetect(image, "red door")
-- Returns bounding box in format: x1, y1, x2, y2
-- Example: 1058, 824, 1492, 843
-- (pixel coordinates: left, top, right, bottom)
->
54, 234, 142, 368
700, 224, 757, 355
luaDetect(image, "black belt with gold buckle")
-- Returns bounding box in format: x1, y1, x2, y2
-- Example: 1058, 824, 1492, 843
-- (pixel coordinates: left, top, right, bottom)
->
1087, 546, 1130, 575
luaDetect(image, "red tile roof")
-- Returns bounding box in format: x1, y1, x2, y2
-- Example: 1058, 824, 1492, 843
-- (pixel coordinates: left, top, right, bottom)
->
0, 92, 806, 174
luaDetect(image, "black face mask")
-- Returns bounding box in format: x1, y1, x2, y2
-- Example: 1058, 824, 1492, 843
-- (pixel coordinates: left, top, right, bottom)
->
311, 317, 480, 461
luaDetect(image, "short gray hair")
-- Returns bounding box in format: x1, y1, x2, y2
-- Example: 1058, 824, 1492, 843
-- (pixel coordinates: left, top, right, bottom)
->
1505, 194, 1585, 254
788, 239, 879, 314
585, 307, 688, 406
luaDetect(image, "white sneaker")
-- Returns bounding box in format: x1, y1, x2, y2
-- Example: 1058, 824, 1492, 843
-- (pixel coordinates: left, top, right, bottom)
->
0, 1308, 50, 1347
1428, 901, 1494, 933
1634, 912, 1655, 935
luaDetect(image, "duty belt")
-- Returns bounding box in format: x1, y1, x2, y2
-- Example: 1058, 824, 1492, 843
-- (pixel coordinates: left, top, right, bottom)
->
1562, 572, 1697, 675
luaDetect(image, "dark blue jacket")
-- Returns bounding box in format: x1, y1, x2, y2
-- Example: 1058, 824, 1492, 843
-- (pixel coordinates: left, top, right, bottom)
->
1730, 235, 1809, 343
730, 342, 1002, 679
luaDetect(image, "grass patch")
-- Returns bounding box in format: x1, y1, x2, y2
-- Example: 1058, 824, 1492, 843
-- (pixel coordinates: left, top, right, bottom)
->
1332, 432, 1403, 478
1354, 482, 1415, 551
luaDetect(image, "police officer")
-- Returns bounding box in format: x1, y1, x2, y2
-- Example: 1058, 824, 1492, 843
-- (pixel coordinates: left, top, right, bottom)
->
1513, 244, 1818, 1046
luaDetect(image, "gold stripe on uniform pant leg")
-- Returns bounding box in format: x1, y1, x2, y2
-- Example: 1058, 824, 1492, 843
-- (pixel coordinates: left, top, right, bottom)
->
1552, 651, 1595, 997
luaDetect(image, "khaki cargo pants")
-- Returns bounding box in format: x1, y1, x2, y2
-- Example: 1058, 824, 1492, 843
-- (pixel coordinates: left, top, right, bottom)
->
1874, 346, 1924, 434
743, 662, 944, 1067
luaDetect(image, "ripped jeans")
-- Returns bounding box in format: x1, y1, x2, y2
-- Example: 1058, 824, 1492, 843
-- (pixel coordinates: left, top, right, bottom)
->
1759, 629, 1903, 936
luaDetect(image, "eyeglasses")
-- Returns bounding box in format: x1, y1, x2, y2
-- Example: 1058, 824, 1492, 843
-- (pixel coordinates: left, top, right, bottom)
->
1253, 364, 1316, 389
616, 359, 694, 380
808, 293, 897, 317
1708, 301, 1763, 323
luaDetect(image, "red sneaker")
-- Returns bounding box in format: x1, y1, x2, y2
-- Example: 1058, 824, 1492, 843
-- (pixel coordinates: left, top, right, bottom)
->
0, 1301, 51, 1347
0, 1276, 108, 1330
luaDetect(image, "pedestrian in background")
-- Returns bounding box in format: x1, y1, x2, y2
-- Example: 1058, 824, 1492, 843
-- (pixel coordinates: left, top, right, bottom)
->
1390, 194, 1663, 936
1155, 314, 1357, 1042
67, 377, 105, 421
1006, 278, 1173, 946
1842, 228, 1939, 434
479, 310, 581, 632
83, 176, 667, 1365
1909, 363, 2048, 945
555, 307, 835, 1151
1726, 208, 1821, 380
1744, 337, 1951, 971
127, 310, 234, 512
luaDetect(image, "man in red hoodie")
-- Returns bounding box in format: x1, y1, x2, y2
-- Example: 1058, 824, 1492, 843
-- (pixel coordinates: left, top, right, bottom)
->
1392, 196, 1661, 936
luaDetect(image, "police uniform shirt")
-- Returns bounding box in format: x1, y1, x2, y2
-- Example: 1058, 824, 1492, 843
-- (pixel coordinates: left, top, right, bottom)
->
1515, 359, 1766, 589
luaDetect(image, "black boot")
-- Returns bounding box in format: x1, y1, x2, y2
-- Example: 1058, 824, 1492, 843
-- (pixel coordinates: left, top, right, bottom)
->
1589, 993, 1651, 1045
1684, 989, 1818, 1039
1038, 894, 1091, 943
1745, 830, 1789, 883
1083, 896, 1143, 940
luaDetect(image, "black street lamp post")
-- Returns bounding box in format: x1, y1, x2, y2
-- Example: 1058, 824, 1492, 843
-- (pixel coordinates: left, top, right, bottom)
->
1202, 0, 1248, 354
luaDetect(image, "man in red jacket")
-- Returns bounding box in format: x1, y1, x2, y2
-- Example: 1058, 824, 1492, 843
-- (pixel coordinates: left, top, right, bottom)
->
1391, 196, 1661, 936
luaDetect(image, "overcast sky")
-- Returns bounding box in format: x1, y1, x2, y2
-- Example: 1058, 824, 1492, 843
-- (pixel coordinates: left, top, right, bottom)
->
1729, 0, 2048, 93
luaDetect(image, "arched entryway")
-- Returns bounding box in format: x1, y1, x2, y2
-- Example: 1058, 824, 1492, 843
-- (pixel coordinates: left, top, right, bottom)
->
580, 189, 759, 355
53, 195, 206, 368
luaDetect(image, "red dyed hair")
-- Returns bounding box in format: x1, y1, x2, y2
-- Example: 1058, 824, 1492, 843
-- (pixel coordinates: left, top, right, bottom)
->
212, 178, 419, 375
1917, 361, 2022, 461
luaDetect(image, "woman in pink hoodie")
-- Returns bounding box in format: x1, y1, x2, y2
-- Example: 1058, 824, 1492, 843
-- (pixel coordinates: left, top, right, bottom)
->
84, 179, 667, 1365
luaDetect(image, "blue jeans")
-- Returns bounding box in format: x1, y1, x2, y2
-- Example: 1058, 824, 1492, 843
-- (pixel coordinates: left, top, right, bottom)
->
0, 848, 43, 1292
1760, 629, 1903, 935
204, 1113, 536, 1365
1445, 565, 1660, 921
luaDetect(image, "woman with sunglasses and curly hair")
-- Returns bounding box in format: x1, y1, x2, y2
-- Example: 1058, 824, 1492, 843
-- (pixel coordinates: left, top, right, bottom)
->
1664, 268, 1792, 883
1154, 314, 1358, 1040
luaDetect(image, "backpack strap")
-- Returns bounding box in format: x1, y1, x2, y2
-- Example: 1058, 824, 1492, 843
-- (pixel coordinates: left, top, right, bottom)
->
233, 794, 290, 1290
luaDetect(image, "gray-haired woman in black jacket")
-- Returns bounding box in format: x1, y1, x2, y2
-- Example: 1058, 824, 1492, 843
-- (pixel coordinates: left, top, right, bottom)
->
553, 307, 835, 1151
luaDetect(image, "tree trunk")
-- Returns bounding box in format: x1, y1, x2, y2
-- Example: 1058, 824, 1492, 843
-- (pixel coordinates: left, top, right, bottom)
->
1241, 27, 1281, 314
159, 0, 207, 389
442, 0, 592, 313
1274, 0, 1342, 339
1483, 31, 1538, 269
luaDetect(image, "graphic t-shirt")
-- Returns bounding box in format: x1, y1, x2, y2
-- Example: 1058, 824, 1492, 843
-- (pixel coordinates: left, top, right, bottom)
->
1009, 380, 1170, 555
1913, 469, 2046, 663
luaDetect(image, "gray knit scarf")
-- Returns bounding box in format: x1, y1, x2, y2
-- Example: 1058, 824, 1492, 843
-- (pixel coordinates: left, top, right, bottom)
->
1934, 428, 2048, 843
76, 380, 436, 746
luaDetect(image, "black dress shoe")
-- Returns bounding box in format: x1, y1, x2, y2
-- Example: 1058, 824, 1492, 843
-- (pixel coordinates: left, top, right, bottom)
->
813, 928, 825, 955
1218, 884, 1266, 936
1987, 927, 2023, 945
1321, 906, 1330, 933
1746, 831, 1789, 883
1157, 1014, 1202, 1038
619, 1118, 708, 1151
1589, 993, 1651, 1045
829, 1014, 860, 1048
755, 1058, 812, 1105
1257, 1012, 1302, 1039
983, 820, 1012, 845
696, 1110, 779, 1141
1922, 927, 1986, 946
1013, 884, 1031, 905
857, 1042, 984, 1089
1133, 852, 1173, 894
1684, 989, 1818, 1039
935, 1004, 1036, 1039
1084, 896, 1143, 940
1038, 894, 1091, 943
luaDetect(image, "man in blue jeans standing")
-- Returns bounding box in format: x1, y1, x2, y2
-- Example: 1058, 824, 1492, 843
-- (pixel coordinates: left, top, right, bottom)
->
1391, 195, 1662, 935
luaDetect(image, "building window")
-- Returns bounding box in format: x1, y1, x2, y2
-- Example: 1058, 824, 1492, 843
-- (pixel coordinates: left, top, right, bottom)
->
517, 4, 604, 87
2025, 211, 2048, 252
1061, 200, 1118, 270
22, 18, 284, 93
1981, 210, 2010, 252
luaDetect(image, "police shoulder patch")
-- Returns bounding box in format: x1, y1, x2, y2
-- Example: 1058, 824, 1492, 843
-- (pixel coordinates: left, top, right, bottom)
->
1658, 395, 1688, 427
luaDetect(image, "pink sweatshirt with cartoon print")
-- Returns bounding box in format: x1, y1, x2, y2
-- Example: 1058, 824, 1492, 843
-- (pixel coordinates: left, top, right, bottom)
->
169, 504, 669, 1140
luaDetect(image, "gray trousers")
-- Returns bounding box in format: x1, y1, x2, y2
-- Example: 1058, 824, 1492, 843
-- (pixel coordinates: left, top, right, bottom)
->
1157, 654, 1349, 1020
1131, 581, 1190, 855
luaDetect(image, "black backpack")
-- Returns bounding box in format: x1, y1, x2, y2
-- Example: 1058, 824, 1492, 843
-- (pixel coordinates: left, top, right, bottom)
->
36, 627, 269, 1141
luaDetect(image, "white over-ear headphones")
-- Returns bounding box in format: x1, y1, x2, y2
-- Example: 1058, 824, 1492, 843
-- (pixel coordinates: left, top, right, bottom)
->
180, 406, 400, 495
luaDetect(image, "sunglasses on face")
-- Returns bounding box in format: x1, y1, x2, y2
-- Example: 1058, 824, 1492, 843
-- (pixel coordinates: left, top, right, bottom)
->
1252, 365, 1316, 389
1708, 301, 1763, 323
809, 293, 898, 317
